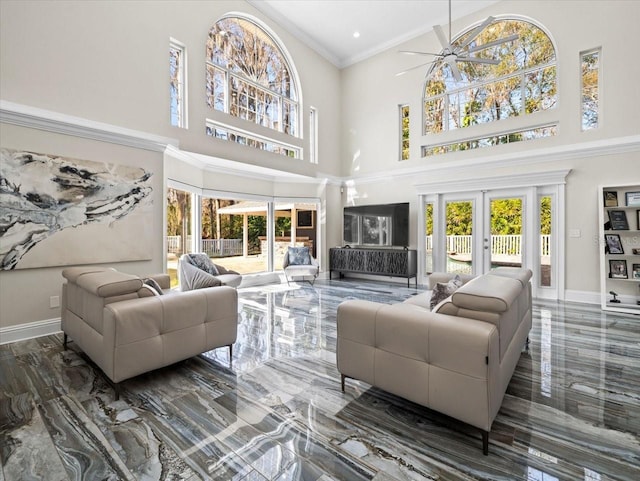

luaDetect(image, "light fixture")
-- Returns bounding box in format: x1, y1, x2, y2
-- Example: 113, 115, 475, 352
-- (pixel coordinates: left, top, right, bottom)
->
353, 31, 360, 38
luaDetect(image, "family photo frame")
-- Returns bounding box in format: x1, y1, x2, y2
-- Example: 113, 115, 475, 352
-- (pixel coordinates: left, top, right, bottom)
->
609, 259, 628, 279
604, 233, 624, 254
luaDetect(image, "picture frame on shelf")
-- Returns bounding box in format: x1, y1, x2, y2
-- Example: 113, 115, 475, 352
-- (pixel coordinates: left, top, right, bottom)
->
609, 259, 628, 279
625, 191, 640, 207
603, 191, 618, 207
605, 234, 624, 254
608, 210, 629, 230
633, 263, 640, 280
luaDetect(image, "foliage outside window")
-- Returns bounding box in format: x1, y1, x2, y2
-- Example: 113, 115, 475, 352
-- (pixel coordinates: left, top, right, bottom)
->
423, 19, 557, 144
581, 48, 600, 131
206, 120, 300, 158
400, 104, 410, 160
422, 124, 557, 156
425, 202, 434, 273
166, 188, 193, 287
539, 195, 552, 287
206, 16, 299, 138
170, 39, 186, 128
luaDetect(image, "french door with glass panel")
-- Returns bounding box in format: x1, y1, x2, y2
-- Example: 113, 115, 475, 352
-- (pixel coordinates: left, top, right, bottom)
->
423, 186, 560, 299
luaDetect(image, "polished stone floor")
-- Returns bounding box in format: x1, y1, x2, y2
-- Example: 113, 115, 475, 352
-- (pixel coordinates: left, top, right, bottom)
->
1, 279, 639, 480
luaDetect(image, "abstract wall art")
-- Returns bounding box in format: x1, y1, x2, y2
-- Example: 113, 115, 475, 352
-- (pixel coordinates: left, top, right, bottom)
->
0, 148, 154, 270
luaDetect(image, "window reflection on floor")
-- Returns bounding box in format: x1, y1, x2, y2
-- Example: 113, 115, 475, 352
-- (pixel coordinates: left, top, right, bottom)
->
540, 309, 552, 398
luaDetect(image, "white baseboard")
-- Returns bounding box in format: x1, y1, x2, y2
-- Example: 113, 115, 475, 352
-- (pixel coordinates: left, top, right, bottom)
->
0, 318, 61, 345
565, 289, 600, 305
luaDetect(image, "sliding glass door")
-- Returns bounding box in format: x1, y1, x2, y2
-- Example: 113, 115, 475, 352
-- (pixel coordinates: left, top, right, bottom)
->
166, 181, 321, 285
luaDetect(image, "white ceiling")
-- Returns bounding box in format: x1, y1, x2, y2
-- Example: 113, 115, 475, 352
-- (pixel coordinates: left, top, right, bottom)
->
247, 0, 499, 68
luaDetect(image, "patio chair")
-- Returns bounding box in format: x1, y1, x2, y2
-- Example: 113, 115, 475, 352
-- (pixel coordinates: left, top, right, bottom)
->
179, 253, 242, 290
283, 246, 319, 285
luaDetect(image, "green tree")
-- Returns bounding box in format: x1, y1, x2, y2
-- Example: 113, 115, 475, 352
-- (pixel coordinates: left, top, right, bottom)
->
446, 201, 473, 235
424, 19, 556, 134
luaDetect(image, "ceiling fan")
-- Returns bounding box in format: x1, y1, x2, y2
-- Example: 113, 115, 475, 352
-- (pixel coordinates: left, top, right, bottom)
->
396, 0, 518, 80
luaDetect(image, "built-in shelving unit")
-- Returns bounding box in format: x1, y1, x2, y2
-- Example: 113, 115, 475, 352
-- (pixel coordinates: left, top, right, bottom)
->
598, 184, 640, 314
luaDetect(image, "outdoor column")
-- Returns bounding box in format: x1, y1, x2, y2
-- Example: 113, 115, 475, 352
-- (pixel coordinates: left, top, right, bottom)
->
243, 214, 249, 257
291, 208, 297, 246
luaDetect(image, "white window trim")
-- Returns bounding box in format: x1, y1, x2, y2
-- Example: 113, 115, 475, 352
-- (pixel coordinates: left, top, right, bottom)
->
422, 16, 558, 139
169, 38, 188, 129
580, 47, 602, 132
309, 106, 318, 164
207, 12, 303, 140
399, 104, 409, 161
206, 119, 302, 159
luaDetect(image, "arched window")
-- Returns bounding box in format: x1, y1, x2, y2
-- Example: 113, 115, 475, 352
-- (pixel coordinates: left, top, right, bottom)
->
422, 18, 556, 155
206, 15, 299, 138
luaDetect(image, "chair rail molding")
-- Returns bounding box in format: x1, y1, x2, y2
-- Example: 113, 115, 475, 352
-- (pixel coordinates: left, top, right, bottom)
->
0, 100, 179, 152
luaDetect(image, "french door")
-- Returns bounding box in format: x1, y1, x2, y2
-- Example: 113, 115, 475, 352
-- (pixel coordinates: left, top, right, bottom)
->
440, 190, 525, 276
422, 185, 561, 299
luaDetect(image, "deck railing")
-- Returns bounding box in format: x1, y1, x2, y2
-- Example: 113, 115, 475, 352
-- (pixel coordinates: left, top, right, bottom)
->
426, 235, 550, 256
166, 236, 242, 257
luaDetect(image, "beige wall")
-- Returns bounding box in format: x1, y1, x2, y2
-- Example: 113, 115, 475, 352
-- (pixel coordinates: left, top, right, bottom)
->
340, 0, 640, 177
0, 0, 342, 178
337, 0, 640, 295
0, 0, 342, 331
1, 0, 639, 332
0, 124, 165, 329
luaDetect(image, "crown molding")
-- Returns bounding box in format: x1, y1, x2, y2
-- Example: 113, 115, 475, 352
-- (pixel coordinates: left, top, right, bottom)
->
345, 135, 640, 186
0, 100, 179, 152
415, 169, 571, 195
164, 145, 339, 186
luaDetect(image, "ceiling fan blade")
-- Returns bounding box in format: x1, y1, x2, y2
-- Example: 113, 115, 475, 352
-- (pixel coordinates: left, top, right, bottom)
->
456, 16, 496, 50
467, 34, 519, 53
458, 56, 500, 65
398, 50, 442, 57
396, 60, 438, 77
433, 24, 452, 50
446, 58, 463, 82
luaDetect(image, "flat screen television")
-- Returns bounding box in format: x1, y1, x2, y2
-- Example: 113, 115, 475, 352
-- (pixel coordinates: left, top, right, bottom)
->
343, 202, 409, 248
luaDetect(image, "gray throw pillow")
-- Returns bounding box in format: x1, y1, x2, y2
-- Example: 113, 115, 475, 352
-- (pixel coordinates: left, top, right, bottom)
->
138, 285, 159, 297
430, 275, 463, 310
143, 277, 164, 295
288, 246, 311, 265
188, 253, 219, 275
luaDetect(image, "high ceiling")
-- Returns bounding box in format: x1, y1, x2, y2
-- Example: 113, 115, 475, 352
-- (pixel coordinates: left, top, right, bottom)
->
247, 0, 499, 68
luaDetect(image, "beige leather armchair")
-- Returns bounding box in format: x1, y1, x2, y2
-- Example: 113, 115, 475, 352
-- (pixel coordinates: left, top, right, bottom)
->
337, 267, 532, 454
61, 266, 238, 399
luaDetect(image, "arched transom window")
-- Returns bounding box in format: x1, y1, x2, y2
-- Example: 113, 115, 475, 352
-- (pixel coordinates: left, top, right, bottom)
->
422, 18, 556, 155
206, 16, 299, 138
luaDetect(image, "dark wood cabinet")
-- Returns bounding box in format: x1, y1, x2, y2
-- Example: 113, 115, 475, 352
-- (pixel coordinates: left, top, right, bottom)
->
329, 247, 417, 287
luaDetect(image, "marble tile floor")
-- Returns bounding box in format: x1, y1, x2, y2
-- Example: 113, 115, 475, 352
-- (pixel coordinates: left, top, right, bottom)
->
1, 278, 639, 481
